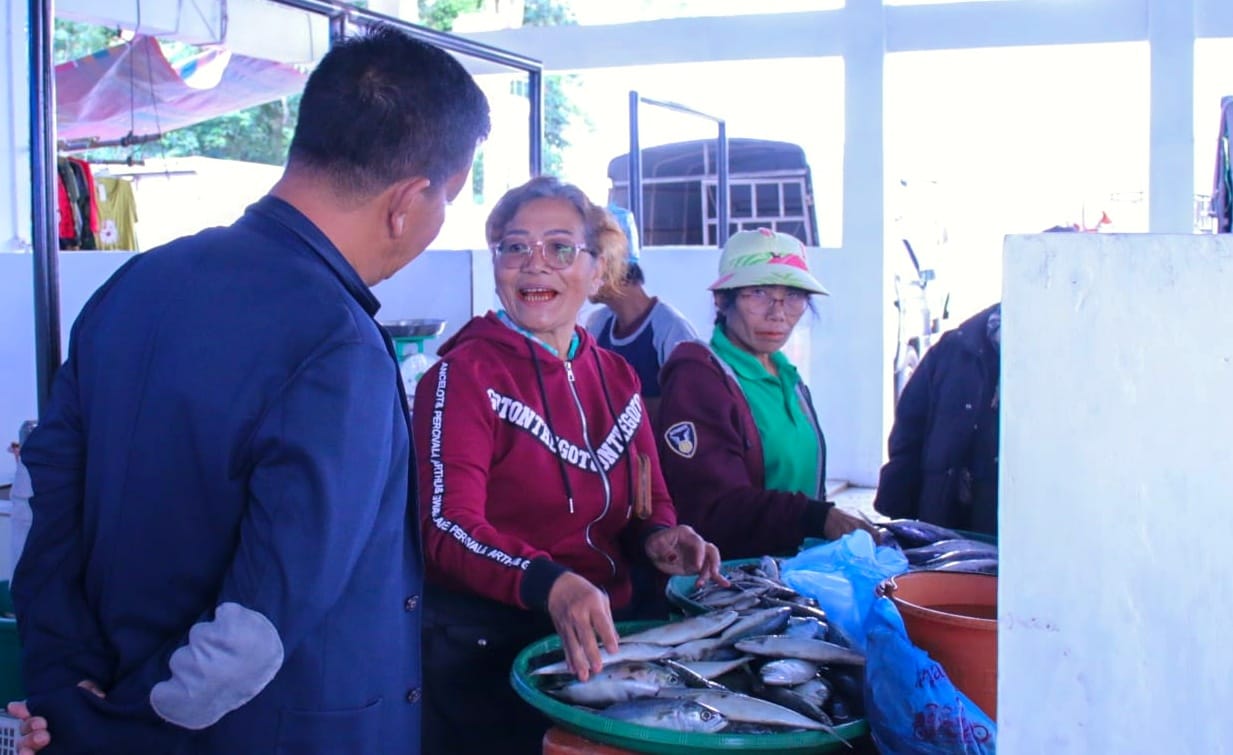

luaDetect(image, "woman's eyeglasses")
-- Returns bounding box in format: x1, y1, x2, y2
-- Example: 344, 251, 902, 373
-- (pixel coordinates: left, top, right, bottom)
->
491, 238, 593, 270
739, 287, 811, 316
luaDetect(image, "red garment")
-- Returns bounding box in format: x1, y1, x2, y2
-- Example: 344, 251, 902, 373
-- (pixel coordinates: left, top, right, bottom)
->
657, 342, 833, 559
68, 157, 100, 233
413, 313, 676, 612
56, 172, 75, 240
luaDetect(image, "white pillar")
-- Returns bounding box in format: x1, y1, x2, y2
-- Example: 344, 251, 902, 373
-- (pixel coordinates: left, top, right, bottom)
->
1, 0, 32, 255
1148, 0, 1196, 233
815, 0, 888, 487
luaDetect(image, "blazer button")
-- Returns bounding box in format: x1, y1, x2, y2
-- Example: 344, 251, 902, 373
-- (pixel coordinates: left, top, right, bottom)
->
404, 595, 419, 611
406, 688, 422, 704
965, 403, 973, 410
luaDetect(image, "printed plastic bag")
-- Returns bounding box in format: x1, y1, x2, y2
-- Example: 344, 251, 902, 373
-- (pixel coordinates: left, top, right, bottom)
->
864, 596, 997, 755
779, 530, 908, 650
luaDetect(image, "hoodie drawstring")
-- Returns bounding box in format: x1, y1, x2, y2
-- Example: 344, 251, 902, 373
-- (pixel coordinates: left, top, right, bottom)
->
529, 340, 577, 514
594, 349, 637, 514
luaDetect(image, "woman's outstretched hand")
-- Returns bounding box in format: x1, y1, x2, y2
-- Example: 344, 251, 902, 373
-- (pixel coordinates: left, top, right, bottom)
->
645, 525, 729, 589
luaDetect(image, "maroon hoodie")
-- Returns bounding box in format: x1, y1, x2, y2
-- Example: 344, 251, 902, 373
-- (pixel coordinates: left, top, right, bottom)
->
656, 341, 834, 559
413, 312, 676, 612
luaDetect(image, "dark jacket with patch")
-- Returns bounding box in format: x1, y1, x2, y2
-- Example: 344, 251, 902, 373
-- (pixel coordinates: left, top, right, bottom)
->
655, 341, 833, 559
873, 303, 1001, 535
14, 197, 421, 753
413, 312, 676, 613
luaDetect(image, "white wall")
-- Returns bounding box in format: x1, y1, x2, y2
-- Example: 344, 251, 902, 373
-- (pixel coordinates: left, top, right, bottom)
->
0, 249, 492, 483
999, 233, 1233, 752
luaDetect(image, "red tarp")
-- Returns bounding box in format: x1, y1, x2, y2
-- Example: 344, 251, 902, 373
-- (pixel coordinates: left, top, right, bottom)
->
55, 35, 307, 143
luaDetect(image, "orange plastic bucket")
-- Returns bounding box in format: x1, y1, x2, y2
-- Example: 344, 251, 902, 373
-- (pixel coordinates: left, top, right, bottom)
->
884, 571, 998, 720
542, 727, 639, 754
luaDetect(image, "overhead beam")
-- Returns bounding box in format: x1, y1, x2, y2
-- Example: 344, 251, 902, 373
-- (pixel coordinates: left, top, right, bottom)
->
459, 10, 846, 72
885, 0, 1149, 52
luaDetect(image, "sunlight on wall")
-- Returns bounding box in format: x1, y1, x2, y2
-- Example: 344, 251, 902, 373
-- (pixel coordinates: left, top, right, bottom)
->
885, 42, 1149, 320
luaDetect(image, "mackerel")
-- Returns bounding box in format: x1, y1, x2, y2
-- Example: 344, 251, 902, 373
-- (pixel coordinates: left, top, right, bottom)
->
598, 698, 727, 733
735, 635, 866, 666
620, 610, 739, 646
658, 688, 832, 732
531, 642, 673, 675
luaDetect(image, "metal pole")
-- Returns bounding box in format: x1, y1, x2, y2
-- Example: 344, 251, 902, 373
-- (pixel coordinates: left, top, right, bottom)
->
716, 121, 729, 248
628, 91, 643, 240
529, 70, 543, 176
30, 0, 60, 414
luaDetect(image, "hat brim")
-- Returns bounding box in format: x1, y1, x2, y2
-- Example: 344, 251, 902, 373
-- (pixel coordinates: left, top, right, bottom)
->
708, 266, 830, 295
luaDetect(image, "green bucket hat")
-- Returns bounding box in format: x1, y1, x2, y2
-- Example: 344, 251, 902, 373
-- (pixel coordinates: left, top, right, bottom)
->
708, 229, 829, 295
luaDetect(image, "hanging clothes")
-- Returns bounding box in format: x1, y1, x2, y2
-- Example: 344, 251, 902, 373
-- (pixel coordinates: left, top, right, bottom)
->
55, 157, 101, 249
56, 159, 82, 248
96, 176, 139, 251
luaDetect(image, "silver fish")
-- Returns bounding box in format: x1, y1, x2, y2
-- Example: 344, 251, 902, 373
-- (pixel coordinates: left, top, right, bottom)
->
758, 555, 781, 582
759, 658, 819, 686
784, 616, 828, 640
531, 642, 673, 676
717, 606, 792, 644
678, 656, 755, 680
599, 698, 727, 733
658, 688, 831, 732
694, 587, 766, 610
668, 636, 727, 662
792, 677, 833, 709
735, 635, 866, 666
620, 610, 739, 646
757, 686, 850, 745
660, 658, 727, 690
928, 557, 999, 575
547, 662, 682, 706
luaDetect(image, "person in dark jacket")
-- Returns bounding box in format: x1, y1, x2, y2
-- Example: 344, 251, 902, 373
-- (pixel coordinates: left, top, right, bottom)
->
8, 27, 489, 754
873, 303, 1002, 535
657, 229, 880, 560
414, 177, 723, 754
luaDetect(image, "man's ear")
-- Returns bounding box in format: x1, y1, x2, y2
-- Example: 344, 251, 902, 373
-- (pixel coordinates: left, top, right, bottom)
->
386, 177, 433, 238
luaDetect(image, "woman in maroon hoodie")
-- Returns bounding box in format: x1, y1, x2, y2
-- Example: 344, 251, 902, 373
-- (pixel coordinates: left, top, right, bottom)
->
413, 176, 723, 754
657, 229, 880, 561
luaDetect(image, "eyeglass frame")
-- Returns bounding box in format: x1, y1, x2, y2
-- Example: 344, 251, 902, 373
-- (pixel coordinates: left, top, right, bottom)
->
736, 286, 812, 316
490, 236, 596, 270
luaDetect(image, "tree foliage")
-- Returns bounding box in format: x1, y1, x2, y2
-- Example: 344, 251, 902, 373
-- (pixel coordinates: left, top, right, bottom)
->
55, 19, 300, 166
57, 2, 588, 172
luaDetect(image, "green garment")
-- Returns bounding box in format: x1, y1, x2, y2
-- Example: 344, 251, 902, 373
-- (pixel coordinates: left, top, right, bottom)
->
711, 328, 819, 497
96, 176, 139, 251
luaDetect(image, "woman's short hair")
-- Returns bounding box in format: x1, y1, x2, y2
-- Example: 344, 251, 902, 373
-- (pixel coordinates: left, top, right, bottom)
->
486, 176, 628, 294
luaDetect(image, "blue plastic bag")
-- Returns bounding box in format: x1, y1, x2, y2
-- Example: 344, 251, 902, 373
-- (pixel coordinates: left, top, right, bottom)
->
863, 596, 997, 755
779, 530, 908, 650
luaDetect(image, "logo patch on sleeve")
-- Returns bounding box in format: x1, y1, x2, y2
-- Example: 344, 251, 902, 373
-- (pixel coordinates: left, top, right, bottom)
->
664, 421, 698, 458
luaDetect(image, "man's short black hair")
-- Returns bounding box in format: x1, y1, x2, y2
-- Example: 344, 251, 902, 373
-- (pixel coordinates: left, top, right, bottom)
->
623, 262, 645, 286
289, 25, 491, 197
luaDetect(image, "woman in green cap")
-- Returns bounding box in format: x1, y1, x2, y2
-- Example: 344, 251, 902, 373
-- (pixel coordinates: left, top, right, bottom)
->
656, 229, 879, 559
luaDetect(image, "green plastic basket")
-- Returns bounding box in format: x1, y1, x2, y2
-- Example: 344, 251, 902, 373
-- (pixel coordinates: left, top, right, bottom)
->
665, 559, 761, 615
511, 620, 867, 754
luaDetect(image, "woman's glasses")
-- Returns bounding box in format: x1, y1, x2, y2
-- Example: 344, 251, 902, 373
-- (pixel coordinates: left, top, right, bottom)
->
492, 237, 593, 270
738, 287, 810, 316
